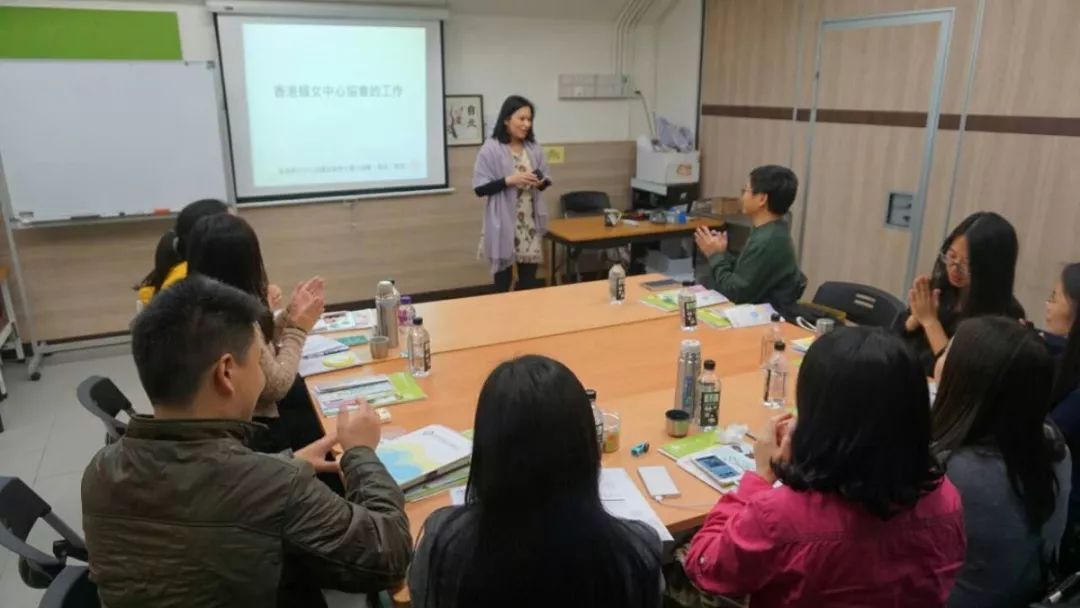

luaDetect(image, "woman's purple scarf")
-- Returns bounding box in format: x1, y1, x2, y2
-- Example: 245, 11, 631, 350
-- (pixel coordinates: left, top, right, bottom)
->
472, 137, 551, 274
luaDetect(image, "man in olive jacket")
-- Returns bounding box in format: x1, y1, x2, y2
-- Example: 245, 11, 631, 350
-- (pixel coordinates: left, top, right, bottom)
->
81, 276, 412, 607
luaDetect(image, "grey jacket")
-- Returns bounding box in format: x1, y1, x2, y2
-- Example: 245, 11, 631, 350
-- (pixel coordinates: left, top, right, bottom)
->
82, 417, 413, 608
944, 432, 1071, 608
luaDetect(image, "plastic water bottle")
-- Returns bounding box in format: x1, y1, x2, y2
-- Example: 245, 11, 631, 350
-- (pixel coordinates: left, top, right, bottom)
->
407, 317, 431, 377
694, 359, 721, 432
398, 296, 416, 357
679, 280, 698, 332
760, 313, 783, 366
608, 264, 626, 305
375, 280, 400, 348
763, 341, 789, 409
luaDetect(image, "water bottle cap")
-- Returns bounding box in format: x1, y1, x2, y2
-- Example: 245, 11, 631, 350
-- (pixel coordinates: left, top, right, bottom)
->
681, 280, 694, 287
770, 313, 781, 322
585, 389, 597, 400
413, 317, 423, 325
703, 360, 716, 370
774, 341, 786, 351
401, 296, 412, 304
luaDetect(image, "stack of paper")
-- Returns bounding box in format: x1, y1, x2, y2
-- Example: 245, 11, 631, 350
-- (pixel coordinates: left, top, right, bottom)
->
376, 425, 472, 491
639, 286, 728, 313
299, 351, 363, 378
302, 335, 350, 359
675, 444, 755, 493
314, 373, 427, 412
599, 468, 674, 542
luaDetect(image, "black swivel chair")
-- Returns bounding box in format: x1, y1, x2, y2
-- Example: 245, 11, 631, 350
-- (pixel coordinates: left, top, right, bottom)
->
812, 281, 907, 328
76, 376, 137, 445
0, 476, 98, 608
559, 191, 626, 282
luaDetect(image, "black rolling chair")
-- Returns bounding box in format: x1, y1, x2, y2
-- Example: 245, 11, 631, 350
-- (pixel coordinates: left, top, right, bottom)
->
76, 376, 137, 445
0, 477, 97, 607
812, 281, 906, 328
559, 191, 626, 282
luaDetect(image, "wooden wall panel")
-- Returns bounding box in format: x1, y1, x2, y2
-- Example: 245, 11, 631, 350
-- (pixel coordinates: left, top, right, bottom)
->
5, 141, 634, 340
699, 116, 795, 200
700, 0, 801, 107
949, 132, 1080, 319
969, 0, 1080, 117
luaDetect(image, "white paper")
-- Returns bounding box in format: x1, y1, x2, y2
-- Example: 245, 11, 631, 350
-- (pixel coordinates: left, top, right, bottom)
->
599, 468, 673, 542
449, 486, 466, 506
302, 335, 350, 359
724, 303, 777, 328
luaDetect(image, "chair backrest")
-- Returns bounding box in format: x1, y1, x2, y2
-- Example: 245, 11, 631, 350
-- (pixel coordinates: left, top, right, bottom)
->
38, 566, 100, 608
561, 191, 610, 218
812, 281, 906, 328
76, 376, 135, 441
0, 477, 87, 577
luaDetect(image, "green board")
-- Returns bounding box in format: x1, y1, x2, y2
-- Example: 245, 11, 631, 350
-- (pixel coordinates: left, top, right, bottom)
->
0, 7, 182, 60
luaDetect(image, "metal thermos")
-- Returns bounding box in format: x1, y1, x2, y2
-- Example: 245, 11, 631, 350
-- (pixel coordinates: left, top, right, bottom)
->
674, 339, 702, 413
375, 280, 400, 348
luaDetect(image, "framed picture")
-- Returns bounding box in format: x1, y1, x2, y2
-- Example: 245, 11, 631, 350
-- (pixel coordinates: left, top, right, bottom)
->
445, 95, 484, 146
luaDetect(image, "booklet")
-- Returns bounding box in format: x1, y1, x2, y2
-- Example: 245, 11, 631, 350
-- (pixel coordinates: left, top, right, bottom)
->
315, 373, 426, 413
375, 425, 473, 491
639, 286, 728, 313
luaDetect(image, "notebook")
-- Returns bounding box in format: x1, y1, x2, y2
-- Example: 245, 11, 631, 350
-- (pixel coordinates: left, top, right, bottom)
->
375, 425, 472, 491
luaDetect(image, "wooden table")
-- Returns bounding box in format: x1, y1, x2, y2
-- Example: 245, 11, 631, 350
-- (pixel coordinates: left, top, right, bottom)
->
304, 284, 808, 606
545, 215, 725, 284
315, 274, 680, 368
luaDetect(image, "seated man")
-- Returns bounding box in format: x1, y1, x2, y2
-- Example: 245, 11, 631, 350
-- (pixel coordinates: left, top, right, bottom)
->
82, 276, 411, 608
695, 164, 806, 307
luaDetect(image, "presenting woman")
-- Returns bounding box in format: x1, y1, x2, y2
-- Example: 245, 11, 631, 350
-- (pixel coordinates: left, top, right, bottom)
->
473, 95, 552, 292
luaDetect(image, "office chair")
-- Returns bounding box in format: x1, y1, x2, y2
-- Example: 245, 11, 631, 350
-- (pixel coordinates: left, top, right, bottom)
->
76, 376, 137, 445
559, 191, 628, 282
0, 476, 97, 607
811, 281, 906, 329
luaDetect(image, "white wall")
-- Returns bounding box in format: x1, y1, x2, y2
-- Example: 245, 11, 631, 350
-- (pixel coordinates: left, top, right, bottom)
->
654, 0, 702, 138
444, 15, 655, 143
2, 1, 658, 143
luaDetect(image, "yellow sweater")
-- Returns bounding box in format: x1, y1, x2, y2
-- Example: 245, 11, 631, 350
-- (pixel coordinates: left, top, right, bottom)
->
136, 262, 188, 306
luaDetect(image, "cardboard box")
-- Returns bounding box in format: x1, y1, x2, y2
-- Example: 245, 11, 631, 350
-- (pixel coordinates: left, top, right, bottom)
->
636, 150, 700, 185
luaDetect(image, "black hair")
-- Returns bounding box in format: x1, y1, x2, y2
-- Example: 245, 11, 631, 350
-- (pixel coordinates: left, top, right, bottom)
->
491, 95, 536, 144
749, 165, 798, 215
776, 327, 943, 519
1051, 263, 1080, 405
134, 199, 229, 293
932, 212, 1023, 324
420, 355, 660, 608
932, 316, 1064, 529
185, 214, 273, 340
131, 275, 265, 408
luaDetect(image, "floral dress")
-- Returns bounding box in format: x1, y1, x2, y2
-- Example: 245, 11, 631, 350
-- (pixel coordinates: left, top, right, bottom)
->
510, 148, 543, 264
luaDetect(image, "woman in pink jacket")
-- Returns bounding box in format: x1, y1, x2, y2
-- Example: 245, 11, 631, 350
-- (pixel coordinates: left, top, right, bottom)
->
685, 327, 966, 607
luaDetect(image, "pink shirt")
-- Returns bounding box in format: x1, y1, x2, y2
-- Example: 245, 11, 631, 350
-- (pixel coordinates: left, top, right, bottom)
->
685, 472, 966, 607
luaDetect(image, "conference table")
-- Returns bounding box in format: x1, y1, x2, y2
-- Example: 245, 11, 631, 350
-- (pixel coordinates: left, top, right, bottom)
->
305, 275, 809, 605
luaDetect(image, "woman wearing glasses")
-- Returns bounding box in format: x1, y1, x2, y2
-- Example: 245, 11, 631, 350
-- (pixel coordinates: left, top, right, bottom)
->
900, 211, 1025, 375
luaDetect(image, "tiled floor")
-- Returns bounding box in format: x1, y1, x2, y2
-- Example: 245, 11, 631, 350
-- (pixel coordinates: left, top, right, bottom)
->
0, 345, 367, 607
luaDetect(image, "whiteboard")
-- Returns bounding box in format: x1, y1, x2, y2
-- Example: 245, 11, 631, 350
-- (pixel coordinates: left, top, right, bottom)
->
0, 60, 229, 224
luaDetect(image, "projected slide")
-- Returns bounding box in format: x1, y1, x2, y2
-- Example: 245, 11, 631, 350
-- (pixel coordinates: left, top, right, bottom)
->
217, 15, 447, 200
244, 23, 426, 187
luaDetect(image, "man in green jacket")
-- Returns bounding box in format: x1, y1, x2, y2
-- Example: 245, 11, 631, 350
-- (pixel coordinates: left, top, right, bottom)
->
81, 276, 412, 608
695, 164, 806, 307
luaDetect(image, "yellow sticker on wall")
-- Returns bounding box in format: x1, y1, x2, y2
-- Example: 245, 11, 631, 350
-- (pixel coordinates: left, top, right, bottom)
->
543, 145, 566, 164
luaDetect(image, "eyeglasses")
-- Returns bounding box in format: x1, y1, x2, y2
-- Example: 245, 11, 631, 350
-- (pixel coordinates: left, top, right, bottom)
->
938, 252, 970, 276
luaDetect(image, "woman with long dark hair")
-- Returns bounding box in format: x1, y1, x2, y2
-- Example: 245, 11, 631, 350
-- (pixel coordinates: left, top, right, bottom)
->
931, 316, 1069, 607
135, 199, 230, 306
685, 327, 965, 607
901, 211, 1025, 374
407, 355, 662, 608
186, 214, 326, 451
473, 95, 553, 292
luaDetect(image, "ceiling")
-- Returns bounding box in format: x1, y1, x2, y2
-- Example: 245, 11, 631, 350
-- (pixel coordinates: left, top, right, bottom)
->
137, 0, 676, 23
